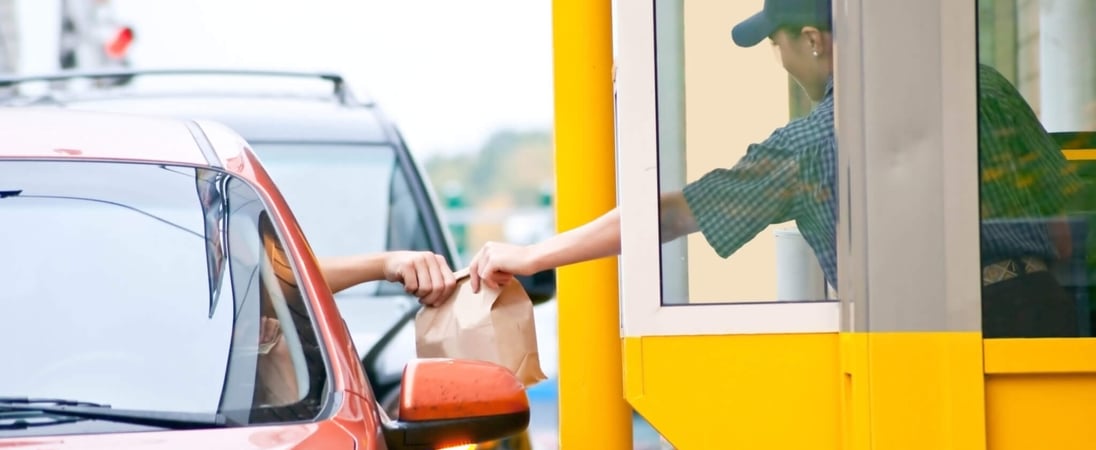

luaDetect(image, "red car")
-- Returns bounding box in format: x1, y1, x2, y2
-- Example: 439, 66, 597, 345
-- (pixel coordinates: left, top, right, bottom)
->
0, 108, 529, 449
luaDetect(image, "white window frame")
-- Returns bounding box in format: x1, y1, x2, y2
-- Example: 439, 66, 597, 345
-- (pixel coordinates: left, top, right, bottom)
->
615, 0, 983, 337
614, 0, 840, 338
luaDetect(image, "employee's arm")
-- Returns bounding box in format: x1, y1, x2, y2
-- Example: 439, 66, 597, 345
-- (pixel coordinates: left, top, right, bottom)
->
470, 191, 698, 291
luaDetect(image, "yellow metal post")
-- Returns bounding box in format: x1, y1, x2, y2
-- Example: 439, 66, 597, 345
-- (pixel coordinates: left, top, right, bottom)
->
552, 0, 633, 448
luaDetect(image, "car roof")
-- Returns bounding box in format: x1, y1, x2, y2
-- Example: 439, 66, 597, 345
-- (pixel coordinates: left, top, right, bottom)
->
0, 70, 398, 145
0, 108, 212, 166
58, 94, 394, 144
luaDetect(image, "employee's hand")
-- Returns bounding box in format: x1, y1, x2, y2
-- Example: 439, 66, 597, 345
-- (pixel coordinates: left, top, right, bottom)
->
468, 241, 535, 293
383, 251, 457, 306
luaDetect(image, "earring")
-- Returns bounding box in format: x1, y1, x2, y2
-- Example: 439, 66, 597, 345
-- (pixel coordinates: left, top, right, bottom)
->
812, 50, 819, 57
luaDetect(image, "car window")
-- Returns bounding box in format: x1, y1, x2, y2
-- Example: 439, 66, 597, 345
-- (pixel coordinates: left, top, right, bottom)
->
0, 161, 326, 429
251, 143, 435, 297
380, 160, 436, 295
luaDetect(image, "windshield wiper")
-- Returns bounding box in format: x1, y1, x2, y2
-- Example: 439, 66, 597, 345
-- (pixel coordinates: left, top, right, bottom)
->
0, 410, 82, 429
0, 397, 230, 430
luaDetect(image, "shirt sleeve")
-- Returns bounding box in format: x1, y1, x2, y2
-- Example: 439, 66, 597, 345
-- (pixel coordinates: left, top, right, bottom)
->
682, 139, 800, 258
977, 64, 1084, 219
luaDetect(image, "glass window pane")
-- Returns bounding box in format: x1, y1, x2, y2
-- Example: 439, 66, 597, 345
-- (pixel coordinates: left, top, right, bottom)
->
977, 0, 1096, 338
222, 177, 328, 423
0, 161, 327, 428
254, 143, 428, 297
0, 162, 229, 413
655, 0, 839, 305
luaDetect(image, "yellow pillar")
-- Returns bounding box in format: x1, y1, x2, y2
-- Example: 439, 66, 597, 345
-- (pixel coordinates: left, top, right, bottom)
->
552, 0, 632, 448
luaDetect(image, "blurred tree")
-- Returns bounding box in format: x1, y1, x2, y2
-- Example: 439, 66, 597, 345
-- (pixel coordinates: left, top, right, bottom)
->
425, 128, 553, 209
425, 128, 553, 261
441, 183, 469, 256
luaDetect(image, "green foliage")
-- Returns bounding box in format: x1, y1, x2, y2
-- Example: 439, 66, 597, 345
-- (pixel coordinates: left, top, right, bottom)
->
424, 128, 554, 209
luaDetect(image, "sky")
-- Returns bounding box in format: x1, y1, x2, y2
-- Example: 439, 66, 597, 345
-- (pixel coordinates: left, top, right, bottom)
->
14, 0, 555, 158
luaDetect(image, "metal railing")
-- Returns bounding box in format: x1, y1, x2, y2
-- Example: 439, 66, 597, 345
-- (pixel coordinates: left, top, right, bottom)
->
0, 68, 365, 105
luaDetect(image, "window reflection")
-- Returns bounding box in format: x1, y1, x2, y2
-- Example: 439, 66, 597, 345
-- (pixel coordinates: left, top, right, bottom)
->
253, 144, 411, 297
196, 168, 228, 318
222, 178, 328, 423
655, 0, 838, 304
0, 161, 327, 424
978, 0, 1096, 338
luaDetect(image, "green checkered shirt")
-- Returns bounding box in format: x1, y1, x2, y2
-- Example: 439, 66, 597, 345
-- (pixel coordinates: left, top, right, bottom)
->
683, 79, 838, 286
681, 66, 1083, 289
977, 64, 1083, 265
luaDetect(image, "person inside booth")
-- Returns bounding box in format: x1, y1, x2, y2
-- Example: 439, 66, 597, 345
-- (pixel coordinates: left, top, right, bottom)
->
466, 0, 1085, 338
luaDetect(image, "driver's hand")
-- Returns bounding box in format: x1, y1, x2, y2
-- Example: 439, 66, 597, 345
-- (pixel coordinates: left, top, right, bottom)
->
382, 251, 457, 307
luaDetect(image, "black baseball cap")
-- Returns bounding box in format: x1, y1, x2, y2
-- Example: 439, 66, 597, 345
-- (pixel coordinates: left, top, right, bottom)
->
731, 0, 832, 48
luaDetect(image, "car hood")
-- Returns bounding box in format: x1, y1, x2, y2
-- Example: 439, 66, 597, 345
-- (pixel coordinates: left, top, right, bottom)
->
0, 423, 355, 450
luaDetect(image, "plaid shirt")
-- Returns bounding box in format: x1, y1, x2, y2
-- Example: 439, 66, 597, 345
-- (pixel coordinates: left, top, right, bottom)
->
682, 65, 1080, 289
683, 79, 838, 286
977, 64, 1082, 265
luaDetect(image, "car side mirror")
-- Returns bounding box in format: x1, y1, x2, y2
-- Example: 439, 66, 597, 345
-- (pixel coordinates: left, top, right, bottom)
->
516, 268, 556, 305
382, 358, 530, 450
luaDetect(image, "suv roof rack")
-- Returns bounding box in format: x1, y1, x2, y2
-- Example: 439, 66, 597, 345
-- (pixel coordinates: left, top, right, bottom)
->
0, 68, 365, 105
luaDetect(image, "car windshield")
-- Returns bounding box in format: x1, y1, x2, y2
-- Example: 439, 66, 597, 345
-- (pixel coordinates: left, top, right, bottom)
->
251, 143, 433, 297
0, 160, 327, 431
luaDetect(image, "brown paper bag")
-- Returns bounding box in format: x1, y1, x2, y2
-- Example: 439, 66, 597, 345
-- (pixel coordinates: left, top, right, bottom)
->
415, 268, 547, 386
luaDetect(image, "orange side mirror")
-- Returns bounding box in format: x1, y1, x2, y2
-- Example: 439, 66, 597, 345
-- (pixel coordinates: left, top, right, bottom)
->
382, 358, 530, 450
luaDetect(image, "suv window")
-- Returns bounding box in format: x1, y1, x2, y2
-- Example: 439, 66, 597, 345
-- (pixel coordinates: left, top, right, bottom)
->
0, 161, 326, 426
252, 143, 435, 297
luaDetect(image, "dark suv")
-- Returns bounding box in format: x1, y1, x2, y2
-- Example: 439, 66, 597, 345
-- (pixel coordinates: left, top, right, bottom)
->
0, 69, 554, 446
